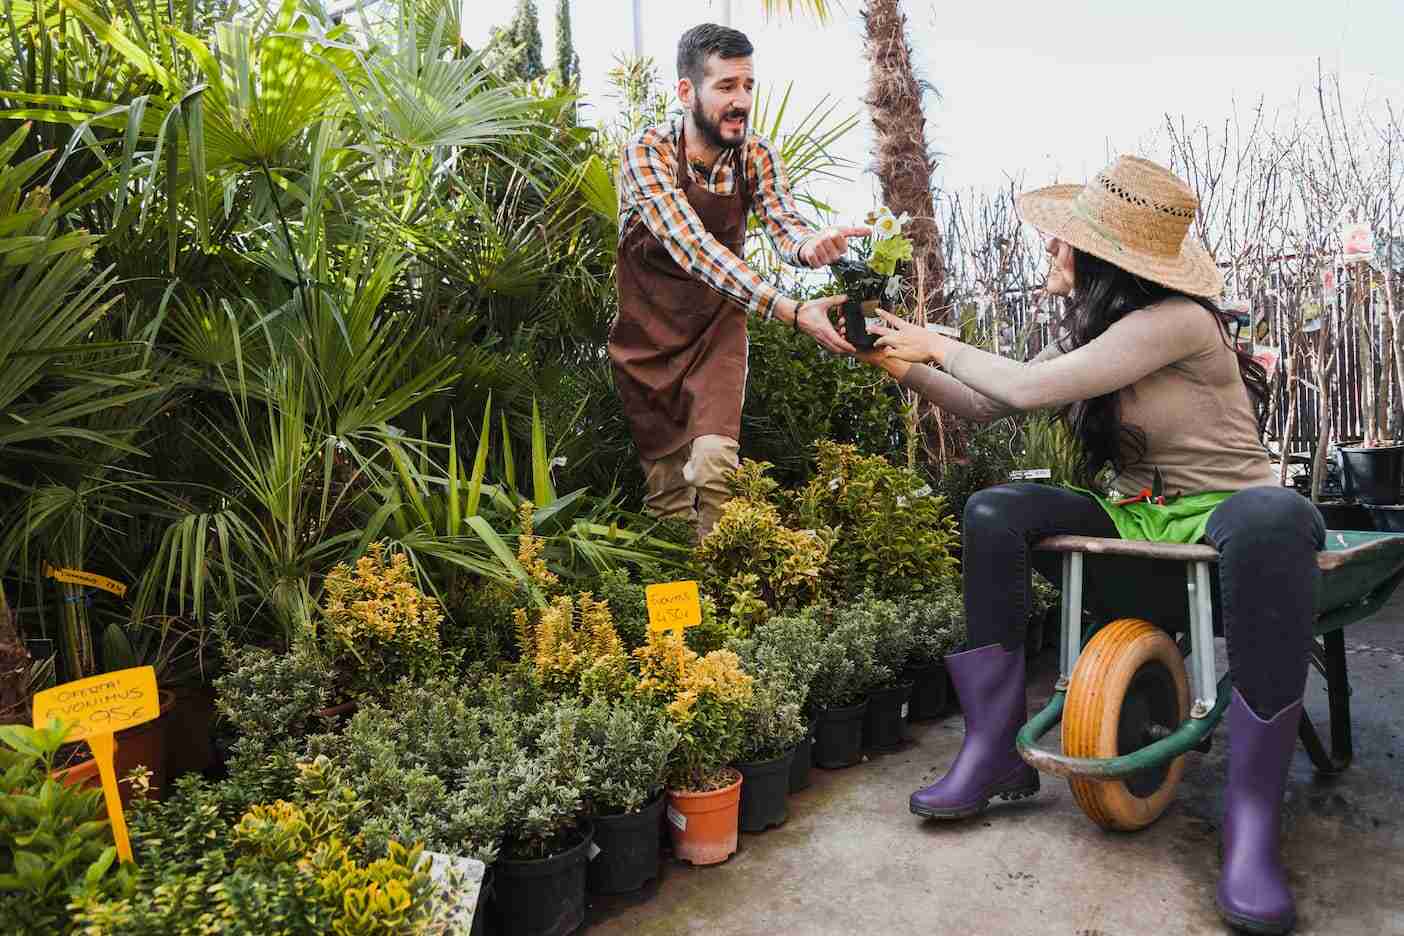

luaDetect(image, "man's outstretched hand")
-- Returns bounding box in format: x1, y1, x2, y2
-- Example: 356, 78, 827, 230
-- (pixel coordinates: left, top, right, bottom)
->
799, 226, 871, 268
795, 295, 856, 355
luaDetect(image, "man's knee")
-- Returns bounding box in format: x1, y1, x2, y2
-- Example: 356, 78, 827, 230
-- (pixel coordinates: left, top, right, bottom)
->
687, 435, 739, 489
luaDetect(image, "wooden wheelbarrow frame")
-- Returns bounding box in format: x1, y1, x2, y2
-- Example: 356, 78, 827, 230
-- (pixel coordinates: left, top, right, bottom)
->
1016, 530, 1404, 782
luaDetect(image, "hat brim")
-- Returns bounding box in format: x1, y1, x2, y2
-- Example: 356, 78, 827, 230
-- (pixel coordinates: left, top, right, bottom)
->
1016, 184, 1224, 299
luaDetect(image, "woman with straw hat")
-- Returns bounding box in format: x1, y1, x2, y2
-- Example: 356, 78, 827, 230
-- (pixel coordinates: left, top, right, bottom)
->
857, 156, 1320, 934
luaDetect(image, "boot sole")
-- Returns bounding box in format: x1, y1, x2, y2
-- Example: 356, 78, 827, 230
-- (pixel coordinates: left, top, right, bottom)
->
910, 784, 1040, 820
1217, 903, 1295, 935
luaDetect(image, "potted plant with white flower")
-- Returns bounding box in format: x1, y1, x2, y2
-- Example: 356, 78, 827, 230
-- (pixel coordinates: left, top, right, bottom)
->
829, 206, 914, 350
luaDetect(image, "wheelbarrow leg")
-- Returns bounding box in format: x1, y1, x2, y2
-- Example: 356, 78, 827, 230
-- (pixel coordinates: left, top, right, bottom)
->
1298, 629, 1353, 773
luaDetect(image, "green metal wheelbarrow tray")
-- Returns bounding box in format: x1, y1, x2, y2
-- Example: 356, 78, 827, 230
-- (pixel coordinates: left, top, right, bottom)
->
1015, 529, 1404, 830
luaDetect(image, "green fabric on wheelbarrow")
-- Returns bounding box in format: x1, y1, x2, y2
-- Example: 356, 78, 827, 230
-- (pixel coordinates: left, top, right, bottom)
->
1069, 486, 1233, 545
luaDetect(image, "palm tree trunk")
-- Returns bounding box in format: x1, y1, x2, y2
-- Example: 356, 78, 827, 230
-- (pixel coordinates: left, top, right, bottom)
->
862, 0, 945, 320
862, 0, 965, 465
0, 588, 29, 724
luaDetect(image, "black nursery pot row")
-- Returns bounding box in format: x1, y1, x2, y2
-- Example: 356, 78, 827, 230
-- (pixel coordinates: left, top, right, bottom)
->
811, 662, 959, 770
486, 662, 960, 936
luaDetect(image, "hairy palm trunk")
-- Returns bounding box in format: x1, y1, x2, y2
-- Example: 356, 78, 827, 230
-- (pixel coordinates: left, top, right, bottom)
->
862, 0, 944, 319
0, 589, 28, 724
863, 0, 965, 464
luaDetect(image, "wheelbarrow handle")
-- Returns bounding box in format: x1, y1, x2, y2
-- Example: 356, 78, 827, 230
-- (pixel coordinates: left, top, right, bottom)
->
1015, 673, 1232, 781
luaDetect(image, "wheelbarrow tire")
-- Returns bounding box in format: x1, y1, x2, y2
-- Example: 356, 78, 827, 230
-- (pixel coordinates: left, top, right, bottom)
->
1065, 617, 1190, 832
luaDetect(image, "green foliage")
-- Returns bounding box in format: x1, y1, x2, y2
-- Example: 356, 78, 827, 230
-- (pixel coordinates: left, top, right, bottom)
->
790, 441, 959, 600
741, 317, 912, 483
554, 0, 580, 85
904, 585, 968, 668
696, 460, 833, 633
830, 597, 914, 691
1015, 411, 1085, 488
805, 605, 881, 711
728, 606, 826, 717
320, 544, 447, 697
735, 682, 807, 764
214, 642, 335, 751
71, 756, 454, 935
496, 0, 547, 81
633, 634, 753, 791
576, 697, 678, 816
0, 721, 123, 934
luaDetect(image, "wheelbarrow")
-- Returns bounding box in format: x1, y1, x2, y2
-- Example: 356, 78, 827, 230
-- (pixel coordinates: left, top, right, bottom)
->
1015, 529, 1404, 831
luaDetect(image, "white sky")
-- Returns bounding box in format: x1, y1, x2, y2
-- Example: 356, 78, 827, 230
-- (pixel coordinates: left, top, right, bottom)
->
472, 1, 1404, 226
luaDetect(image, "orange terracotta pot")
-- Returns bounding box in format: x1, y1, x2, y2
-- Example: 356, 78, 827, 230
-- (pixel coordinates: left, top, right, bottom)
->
114, 689, 175, 805
665, 769, 742, 866
53, 748, 109, 793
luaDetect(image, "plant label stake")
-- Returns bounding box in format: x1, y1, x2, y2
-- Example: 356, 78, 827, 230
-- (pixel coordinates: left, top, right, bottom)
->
32, 666, 160, 864
645, 581, 702, 637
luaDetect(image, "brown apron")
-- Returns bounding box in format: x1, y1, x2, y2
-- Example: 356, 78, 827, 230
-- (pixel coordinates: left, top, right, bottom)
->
609, 126, 751, 461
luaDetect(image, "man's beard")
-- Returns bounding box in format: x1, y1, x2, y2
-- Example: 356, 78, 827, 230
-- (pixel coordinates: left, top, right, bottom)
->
692, 100, 748, 151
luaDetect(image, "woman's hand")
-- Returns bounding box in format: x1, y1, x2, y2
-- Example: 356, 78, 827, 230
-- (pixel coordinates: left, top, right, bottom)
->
869, 310, 958, 367
853, 346, 911, 380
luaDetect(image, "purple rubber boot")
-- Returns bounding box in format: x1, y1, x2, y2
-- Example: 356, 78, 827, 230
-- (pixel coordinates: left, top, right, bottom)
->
910, 642, 1039, 819
1216, 689, 1301, 935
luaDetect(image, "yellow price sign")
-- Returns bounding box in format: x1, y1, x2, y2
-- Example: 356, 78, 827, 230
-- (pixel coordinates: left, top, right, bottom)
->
33, 666, 160, 864
42, 563, 128, 598
645, 580, 702, 635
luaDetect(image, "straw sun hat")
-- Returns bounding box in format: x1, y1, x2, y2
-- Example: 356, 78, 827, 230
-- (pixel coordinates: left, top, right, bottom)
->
1016, 155, 1224, 298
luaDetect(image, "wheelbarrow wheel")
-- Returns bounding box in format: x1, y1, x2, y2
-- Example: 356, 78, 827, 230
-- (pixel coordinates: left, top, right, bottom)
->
1065, 618, 1190, 832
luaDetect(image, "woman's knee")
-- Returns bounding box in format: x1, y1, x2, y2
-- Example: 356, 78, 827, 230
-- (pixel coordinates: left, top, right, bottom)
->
1208, 487, 1323, 549
963, 483, 1040, 533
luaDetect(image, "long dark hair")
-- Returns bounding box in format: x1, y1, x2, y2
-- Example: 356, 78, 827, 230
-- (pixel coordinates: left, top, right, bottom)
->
1057, 248, 1270, 486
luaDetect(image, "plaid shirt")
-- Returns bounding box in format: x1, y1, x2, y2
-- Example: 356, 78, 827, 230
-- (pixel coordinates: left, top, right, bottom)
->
618, 116, 817, 320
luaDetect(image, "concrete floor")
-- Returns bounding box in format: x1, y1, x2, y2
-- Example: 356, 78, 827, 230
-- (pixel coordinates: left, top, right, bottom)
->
585, 599, 1404, 935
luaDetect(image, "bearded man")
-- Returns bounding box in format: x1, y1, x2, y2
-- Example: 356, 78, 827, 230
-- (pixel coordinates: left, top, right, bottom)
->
609, 23, 866, 539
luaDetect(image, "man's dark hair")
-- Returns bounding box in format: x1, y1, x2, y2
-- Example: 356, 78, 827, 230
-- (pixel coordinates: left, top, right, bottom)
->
676, 23, 754, 86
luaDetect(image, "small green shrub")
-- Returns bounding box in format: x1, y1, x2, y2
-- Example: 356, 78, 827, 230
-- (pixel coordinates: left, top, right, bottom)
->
577, 698, 678, 816
904, 585, 969, 668
806, 606, 881, 711
0, 721, 125, 934
728, 606, 826, 718
320, 543, 446, 696
213, 641, 334, 749
633, 633, 752, 790
734, 682, 807, 763
696, 460, 833, 633
790, 441, 959, 600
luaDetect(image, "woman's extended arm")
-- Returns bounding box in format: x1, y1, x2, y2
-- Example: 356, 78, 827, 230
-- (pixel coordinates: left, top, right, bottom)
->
940, 300, 1213, 412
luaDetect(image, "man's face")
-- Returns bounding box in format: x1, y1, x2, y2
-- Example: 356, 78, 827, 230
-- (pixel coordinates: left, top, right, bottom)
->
683, 54, 754, 151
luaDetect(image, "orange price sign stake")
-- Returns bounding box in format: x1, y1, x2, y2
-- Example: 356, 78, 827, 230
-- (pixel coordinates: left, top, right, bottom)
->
645, 580, 703, 636
32, 666, 160, 863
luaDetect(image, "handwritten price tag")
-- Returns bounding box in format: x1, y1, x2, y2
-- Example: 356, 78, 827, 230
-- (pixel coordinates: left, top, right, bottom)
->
33, 666, 160, 864
42, 563, 128, 598
645, 581, 702, 635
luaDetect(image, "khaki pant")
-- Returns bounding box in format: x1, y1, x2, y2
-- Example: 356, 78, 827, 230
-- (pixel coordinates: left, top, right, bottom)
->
640, 434, 739, 540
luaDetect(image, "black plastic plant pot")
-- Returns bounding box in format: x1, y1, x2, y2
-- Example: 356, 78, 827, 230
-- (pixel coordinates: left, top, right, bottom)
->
1340, 445, 1404, 505
813, 699, 867, 769
904, 662, 949, 722
1316, 499, 1373, 531
586, 794, 664, 896
843, 299, 880, 350
862, 681, 914, 751
789, 720, 816, 793
735, 747, 796, 832
492, 822, 592, 936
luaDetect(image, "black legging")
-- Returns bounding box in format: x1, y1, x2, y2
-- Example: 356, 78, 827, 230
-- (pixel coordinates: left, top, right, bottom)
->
962, 483, 1325, 718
